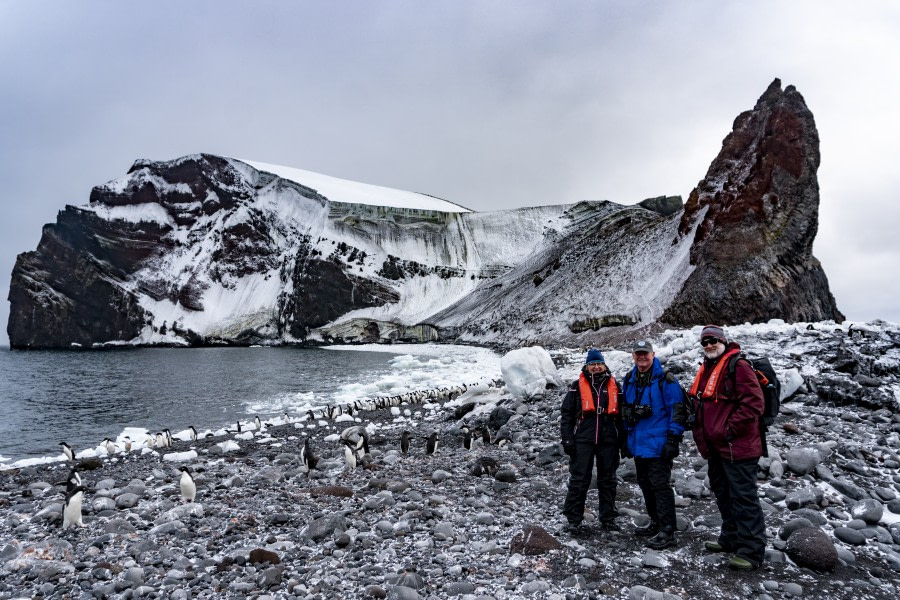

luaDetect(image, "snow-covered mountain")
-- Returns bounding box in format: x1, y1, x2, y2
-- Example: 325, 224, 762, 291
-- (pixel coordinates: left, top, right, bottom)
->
6, 80, 843, 349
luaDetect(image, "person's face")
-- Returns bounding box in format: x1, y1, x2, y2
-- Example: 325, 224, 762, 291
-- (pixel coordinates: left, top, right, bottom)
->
585, 362, 607, 374
633, 351, 654, 372
701, 337, 726, 359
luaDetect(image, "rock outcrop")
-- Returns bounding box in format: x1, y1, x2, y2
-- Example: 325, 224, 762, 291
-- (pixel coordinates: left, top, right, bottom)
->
662, 79, 844, 325
7, 80, 843, 349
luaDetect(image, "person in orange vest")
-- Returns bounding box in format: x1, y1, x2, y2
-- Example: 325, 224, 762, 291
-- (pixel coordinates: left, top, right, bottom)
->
560, 348, 625, 534
689, 325, 766, 570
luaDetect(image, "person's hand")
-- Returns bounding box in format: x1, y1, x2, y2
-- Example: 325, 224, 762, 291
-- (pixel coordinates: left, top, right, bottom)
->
563, 443, 577, 458
660, 434, 682, 461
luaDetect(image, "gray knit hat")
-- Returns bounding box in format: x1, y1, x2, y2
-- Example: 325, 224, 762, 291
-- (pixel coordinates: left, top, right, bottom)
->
700, 325, 727, 344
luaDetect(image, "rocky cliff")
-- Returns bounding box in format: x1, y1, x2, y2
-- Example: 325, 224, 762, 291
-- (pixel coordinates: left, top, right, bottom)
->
7, 80, 843, 349
662, 79, 843, 325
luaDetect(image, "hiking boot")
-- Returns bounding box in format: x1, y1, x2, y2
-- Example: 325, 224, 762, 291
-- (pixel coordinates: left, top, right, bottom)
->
704, 541, 730, 553
564, 521, 588, 536
728, 555, 760, 570
644, 530, 677, 550
634, 520, 660, 537
600, 520, 621, 532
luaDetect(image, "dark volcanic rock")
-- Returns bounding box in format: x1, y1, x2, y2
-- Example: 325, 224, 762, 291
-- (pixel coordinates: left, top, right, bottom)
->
785, 527, 838, 572
663, 79, 843, 326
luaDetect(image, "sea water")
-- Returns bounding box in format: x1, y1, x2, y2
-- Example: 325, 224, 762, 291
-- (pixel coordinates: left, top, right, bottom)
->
0, 344, 501, 466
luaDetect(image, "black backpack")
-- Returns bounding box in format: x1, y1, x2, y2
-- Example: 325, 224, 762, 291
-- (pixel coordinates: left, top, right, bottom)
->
727, 354, 781, 430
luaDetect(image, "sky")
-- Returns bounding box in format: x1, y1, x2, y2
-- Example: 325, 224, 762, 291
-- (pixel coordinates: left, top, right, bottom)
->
1, 1, 898, 346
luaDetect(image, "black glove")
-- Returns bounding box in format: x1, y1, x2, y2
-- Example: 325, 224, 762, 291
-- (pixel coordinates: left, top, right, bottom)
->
660, 434, 682, 461
620, 446, 633, 459
562, 443, 577, 457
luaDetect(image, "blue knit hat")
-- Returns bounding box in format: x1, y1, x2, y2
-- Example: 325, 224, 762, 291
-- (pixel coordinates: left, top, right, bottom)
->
585, 348, 605, 365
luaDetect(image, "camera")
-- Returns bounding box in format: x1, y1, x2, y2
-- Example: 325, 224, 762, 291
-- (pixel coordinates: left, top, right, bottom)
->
622, 403, 653, 425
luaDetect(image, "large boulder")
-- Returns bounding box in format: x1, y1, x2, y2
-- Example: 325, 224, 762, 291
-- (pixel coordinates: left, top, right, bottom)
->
785, 527, 838, 572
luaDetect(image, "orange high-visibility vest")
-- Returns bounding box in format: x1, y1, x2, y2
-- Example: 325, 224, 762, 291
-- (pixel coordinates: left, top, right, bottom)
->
689, 349, 742, 401
578, 373, 619, 414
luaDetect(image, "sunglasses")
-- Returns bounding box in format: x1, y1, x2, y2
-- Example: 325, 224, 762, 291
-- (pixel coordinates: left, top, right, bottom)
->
700, 338, 721, 347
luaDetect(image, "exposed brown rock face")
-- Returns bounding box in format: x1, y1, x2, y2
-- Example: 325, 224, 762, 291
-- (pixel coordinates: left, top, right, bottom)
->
662, 79, 843, 326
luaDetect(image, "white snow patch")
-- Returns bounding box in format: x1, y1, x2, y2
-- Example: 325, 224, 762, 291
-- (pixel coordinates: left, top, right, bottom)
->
162, 450, 198, 462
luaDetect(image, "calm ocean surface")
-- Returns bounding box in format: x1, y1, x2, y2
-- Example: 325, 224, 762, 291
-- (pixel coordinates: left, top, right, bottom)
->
0, 345, 408, 464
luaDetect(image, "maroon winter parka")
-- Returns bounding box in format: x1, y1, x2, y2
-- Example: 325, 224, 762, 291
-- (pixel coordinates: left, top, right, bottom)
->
690, 342, 765, 461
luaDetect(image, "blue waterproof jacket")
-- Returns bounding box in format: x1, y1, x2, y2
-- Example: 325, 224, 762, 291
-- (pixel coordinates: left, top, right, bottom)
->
622, 358, 686, 458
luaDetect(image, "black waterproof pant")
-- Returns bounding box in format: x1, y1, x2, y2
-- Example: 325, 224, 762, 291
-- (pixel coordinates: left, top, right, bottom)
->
708, 452, 766, 564
563, 442, 620, 525
634, 457, 677, 532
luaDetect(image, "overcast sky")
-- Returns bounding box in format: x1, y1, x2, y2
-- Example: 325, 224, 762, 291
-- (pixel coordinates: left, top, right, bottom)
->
2, 1, 898, 346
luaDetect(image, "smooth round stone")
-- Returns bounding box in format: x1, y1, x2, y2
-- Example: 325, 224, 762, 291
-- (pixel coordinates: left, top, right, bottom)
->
834, 527, 867, 545
783, 582, 803, 596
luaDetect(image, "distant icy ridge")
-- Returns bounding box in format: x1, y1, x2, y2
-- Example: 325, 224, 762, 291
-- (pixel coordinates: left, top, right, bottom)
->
240, 159, 471, 213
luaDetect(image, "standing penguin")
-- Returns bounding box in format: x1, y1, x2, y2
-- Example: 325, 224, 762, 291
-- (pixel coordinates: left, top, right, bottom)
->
123, 437, 133, 453
426, 432, 439, 455
302, 438, 319, 472
179, 467, 196, 503
60, 442, 75, 461
62, 485, 86, 529
400, 431, 410, 454
254, 415, 262, 431
480, 425, 491, 445
341, 439, 357, 470
189, 426, 198, 442
102, 438, 117, 456
462, 428, 473, 451
64, 466, 82, 493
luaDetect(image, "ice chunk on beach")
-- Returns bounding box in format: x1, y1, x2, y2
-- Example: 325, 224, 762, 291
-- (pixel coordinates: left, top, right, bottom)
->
501, 346, 560, 399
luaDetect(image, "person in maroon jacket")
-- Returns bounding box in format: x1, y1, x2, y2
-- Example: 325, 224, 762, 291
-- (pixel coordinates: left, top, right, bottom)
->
689, 325, 766, 570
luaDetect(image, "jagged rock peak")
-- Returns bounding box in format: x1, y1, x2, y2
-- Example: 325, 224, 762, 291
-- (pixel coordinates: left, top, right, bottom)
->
663, 79, 842, 326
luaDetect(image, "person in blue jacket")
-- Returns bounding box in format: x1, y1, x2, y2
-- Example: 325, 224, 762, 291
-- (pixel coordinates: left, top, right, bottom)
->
621, 339, 687, 550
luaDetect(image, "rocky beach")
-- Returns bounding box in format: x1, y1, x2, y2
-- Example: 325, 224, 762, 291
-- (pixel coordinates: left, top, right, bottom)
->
2, 321, 900, 600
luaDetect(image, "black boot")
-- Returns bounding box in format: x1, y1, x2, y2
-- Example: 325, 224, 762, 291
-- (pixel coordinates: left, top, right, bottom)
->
634, 520, 659, 537
645, 529, 676, 550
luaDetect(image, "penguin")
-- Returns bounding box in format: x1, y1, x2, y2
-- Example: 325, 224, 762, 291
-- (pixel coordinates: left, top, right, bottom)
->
179, 467, 196, 503
189, 426, 198, 442
254, 415, 262, 431
426, 432, 439, 455
63, 466, 82, 494
341, 439, 357, 470
60, 442, 75, 461
155, 432, 167, 448
102, 438, 116, 455
340, 425, 370, 460
164, 429, 174, 447
62, 485, 86, 529
462, 428, 473, 451
123, 437, 133, 453
145, 435, 156, 449
480, 425, 491, 445
302, 438, 319, 472
400, 431, 410, 454
283, 413, 292, 426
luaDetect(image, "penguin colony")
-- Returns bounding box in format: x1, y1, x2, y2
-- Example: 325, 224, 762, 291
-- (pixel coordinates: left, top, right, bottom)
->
50, 379, 502, 528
